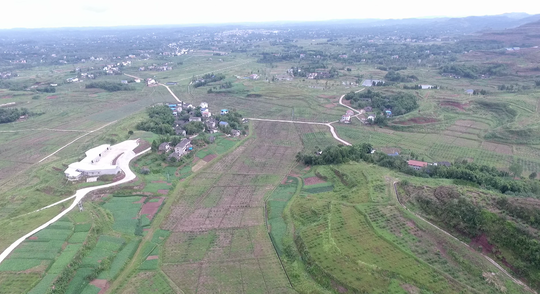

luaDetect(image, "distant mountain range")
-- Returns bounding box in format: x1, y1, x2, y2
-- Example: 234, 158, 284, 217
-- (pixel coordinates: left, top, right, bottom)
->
249, 13, 540, 34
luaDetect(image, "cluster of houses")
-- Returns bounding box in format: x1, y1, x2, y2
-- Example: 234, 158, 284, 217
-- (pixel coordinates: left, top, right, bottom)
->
0, 72, 15, 79
138, 63, 173, 72
362, 79, 385, 87
102, 64, 123, 75
236, 74, 259, 80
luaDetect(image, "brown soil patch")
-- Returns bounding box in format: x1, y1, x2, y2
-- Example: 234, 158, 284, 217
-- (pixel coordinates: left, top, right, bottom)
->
89, 279, 110, 294
152, 180, 167, 183
28, 236, 38, 240
470, 234, 494, 254
304, 176, 326, 186
203, 154, 217, 162
133, 197, 147, 204
394, 117, 439, 125
146, 255, 159, 260
1, 95, 13, 99
440, 101, 469, 111
133, 140, 151, 154
303, 166, 311, 171
401, 284, 420, 294
112, 153, 123, 165
113, 171, 125, 182
140, 197, 164, 220
324, 103, 337, 108
341, 98, 353, 107
46, 95, 58, 99
157, 189, 169, 195
52, 167, 63, 172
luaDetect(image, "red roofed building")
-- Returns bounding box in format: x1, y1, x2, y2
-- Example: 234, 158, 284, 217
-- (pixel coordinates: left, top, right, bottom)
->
407, 160, 428, 170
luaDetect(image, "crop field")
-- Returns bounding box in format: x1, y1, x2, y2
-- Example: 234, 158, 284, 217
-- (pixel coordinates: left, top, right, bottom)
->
119, 271, 176, 294
152, 121, 301, 293
102, 196, 145, 235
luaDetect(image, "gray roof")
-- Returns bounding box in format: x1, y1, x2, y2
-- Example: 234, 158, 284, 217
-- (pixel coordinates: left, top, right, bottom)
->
176, 138, 190, 149
158, 142, 170, 150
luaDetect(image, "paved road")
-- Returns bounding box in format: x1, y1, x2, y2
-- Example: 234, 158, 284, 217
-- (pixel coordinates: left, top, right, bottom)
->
0, 140, 150, 264
392, 181, 533, 292
247, 117, 352, 146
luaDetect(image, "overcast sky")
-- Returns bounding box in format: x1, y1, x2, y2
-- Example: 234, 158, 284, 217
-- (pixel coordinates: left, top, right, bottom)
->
2, 0, 539, 29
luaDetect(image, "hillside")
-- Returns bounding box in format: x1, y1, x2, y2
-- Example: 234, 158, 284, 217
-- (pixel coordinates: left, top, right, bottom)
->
471, 20, 540, 46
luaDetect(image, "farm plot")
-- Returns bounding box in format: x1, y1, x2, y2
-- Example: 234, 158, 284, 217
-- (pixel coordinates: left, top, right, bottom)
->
295, 202, 459, 293
102, 196, 144, 235
294, 124, 336, 151
160, 121, 299, 293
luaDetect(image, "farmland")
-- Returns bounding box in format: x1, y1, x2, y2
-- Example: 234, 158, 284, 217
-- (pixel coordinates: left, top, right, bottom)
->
3, 18, 540, 294
269, 163, 531, 293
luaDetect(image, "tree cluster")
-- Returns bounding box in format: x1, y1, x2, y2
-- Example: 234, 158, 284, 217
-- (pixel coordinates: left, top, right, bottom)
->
0, 108, 29, 124
136, 105, 174, 135
192, 73, 226, 88
344, 89, 418, 116
384, 71, 418, 82
85, 81, 133, 92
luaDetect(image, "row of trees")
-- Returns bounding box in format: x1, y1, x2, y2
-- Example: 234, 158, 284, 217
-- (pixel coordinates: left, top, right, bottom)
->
296, 144, 540, 196
384, 71, 418, 82
85, 81, 133, 92
192, 73, 226, 88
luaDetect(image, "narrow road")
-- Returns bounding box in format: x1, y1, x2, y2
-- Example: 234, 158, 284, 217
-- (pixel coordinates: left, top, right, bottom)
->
247, 117, 352, 146
38, 120, 117, 163
392, 181, 534, 293
0, 140, 150, 264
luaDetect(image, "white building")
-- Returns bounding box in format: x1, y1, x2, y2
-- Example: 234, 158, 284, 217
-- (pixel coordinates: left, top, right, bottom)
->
200, 102, 209, 109
64, 144, 121, 181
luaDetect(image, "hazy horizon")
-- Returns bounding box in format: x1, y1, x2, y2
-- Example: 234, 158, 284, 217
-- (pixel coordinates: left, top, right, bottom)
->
1, 0, 539, 29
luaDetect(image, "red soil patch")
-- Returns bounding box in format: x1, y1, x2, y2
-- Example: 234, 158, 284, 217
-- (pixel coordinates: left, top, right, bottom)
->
146, 255, 159, 260
1, 95, 13, 99
133, 140, 151, 154
52, 167, 63, 172
304, 176, 326, 186
152, 180, 167, 183
281, 176, 288, 184
133, 197, 147, 204
113, 172, 125, 182
394, 117, 439, 125
440, 101, 469, 111
324, 103, 336, 108
143, 228, 150, 231
28, 236, 38, 240
303, 166, 311, 171
203, 154, 217, 162
46, 95, 58, 99
341, 98, 353, 107
140, 197, 164, 220
319, 95, 336, 99
89, 279, 110, 294
157, 189, 169, 195
470, 234, 495, 254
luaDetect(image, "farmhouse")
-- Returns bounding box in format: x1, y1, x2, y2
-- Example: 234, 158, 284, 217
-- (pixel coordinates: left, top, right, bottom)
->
202, 110, 212, 118
200, 102, 209, 109
174, 139, 191, 156
407, 160, 428, 170
64, 144, 121, 181
420, 85, 433, 89
158, 142, 171, 152
362, 79, 384, 87
231, 130, 241, 137
340, 115, 351, 123
219, 121, 229, 127
189, 117, 202, 122
221, 109, 229, 115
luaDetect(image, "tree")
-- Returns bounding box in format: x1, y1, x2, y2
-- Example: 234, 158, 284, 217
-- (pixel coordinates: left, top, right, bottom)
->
530, 172, 537, 180
510, 162, 523, 178
151, 140, 158, 152
128, 130, 134, 136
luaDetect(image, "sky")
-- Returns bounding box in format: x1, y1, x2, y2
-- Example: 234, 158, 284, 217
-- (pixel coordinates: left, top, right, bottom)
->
2, 0, 540, 29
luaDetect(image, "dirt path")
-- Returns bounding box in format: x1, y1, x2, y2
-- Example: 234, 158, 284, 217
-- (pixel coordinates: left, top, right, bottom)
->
392, 181, 534, 293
